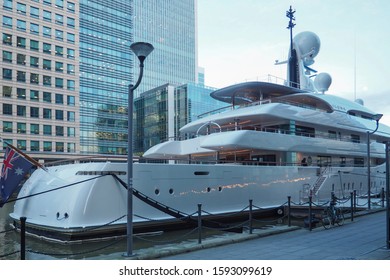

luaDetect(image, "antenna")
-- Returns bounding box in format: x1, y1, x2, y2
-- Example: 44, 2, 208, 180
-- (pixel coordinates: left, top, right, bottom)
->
286, 6, 299, 88
354, 31, 357, 100
286, 5, 296, 53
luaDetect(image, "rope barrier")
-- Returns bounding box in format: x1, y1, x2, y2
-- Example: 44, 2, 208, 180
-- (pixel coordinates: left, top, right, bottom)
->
203, 220, 248, 231
201, 205, 249, 218
356, 201, 369, 207
312, 200, 330, 207
291, 200, 310, 206
336, 197, 351, 204
252, 203, 284, 211
0, 228, 15, 234
68, 214, 126, 234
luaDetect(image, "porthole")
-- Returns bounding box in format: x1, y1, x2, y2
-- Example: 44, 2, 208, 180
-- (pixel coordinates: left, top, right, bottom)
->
206, 187, 211, 193
169, 188, 174, 195
218, 187, 222, 192
194, 171, 209, 175
155, 189, 160, 195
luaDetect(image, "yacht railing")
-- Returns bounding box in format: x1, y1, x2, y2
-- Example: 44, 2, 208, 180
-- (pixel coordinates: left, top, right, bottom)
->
197, 93, 327, 120
182, 125, 367, 146
196, 74, 305, 119
234, 74, 297, 87
42, 155, 128, 167
197, 105, 232, 119
139, 157, 365, 168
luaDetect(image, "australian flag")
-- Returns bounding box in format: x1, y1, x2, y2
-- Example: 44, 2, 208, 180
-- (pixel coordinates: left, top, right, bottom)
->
0, 146, 34, 207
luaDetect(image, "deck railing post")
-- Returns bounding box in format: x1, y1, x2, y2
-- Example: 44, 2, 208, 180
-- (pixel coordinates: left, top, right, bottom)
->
20, 217, 26, 260
197, 204, 202, 244
249, 199, 253, 234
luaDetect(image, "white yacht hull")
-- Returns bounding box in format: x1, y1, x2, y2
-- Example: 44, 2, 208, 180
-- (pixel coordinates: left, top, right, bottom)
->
9, 161, 385, 242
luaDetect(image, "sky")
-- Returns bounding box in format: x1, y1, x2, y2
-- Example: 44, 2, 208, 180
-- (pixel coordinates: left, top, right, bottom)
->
197, 0, 390, 126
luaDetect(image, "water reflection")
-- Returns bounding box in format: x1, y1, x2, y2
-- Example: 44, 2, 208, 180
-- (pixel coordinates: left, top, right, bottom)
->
1, 202, 221, 260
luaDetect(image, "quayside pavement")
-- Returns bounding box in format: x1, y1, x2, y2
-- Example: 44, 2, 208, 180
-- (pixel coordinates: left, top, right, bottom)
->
158, 210, 390, 260
120, 209, 389, 260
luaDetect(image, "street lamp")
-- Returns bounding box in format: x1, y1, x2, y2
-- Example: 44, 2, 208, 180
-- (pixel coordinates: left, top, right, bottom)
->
367, 113, 383, 210
126, 42, 154, 257
386, 141, 390, 249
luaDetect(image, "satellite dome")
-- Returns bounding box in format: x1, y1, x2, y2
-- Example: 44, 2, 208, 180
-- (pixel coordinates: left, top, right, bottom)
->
314, 72, 332, 93
293, 31, 321, 65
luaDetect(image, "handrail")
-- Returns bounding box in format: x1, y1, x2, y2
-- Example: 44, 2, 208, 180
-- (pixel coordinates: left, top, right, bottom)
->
139, 157, 369, 168
188, 124, 372, 146
195, 121, 222, 137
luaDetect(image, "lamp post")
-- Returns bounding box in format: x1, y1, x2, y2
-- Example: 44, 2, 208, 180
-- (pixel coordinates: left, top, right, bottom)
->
126, 42, 154, 257
386, 141, 390, 249
367, 113, 383, 210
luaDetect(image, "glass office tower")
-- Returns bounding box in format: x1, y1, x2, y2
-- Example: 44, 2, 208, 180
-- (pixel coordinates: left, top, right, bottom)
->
134, 83, 226, 154
78, 0, 132, 154
133, 0, 197, 95
79, 0, 197, 154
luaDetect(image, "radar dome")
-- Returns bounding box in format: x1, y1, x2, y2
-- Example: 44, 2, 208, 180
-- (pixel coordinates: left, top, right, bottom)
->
314, 72, 332, 93
293, 31, 321, 66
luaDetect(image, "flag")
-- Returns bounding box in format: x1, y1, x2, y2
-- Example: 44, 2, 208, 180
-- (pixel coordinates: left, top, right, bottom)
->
0, 146, 34, 207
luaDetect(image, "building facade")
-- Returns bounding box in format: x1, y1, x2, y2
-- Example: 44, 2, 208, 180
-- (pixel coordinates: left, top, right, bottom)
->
1, 0, 197, 160
1, 0, 79, 162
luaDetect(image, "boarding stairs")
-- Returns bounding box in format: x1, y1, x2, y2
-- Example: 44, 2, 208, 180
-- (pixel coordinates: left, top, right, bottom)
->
301, 167, 329, 201
311, 175, 327, 196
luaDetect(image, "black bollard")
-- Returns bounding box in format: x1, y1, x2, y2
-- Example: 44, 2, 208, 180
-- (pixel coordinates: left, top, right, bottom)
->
353, 190, 357, 212
287, 196, 291, 227
249, 199, 253, 234
20, 217, 26, 260
350, 192, 354, 222
308, 196, 312, 231
382, 188, 385, 208
331, 192, 336, 204
197, 204, 202, 244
